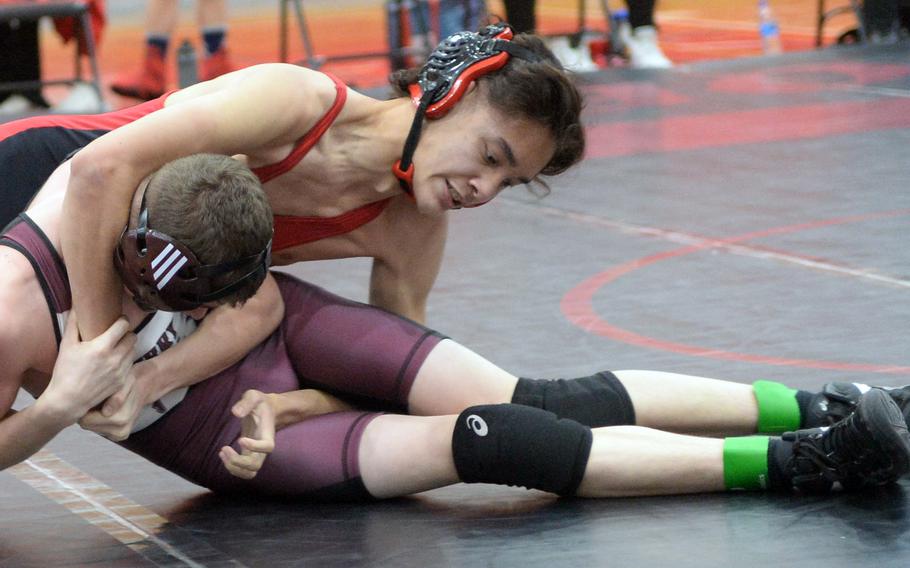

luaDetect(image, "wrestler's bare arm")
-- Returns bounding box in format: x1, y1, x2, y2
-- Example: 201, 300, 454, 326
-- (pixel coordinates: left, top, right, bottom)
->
78, 273, 285, 440
61, 64, 337, 341
0, 292, 135, 470
138, 274, 283, 404
369, 211, 448, 324
0, 301, 49, 470
267, 389, 355, 429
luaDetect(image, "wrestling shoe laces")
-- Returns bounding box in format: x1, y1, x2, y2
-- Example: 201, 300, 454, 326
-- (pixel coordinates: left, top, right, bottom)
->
782, 389, 910, 493
806, 382, 910, 428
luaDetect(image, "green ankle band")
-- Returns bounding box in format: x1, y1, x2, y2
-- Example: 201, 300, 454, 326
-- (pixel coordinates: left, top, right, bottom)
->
723, 436, 770, 491
752, 380, 801, 433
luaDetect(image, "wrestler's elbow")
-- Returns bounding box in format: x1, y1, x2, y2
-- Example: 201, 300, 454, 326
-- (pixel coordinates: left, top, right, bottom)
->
69, 145, 137, 205
228, 275, 284, 339
258, 276, 285, 334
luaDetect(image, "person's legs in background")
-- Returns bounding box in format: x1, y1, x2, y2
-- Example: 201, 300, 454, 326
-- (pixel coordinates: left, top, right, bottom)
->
501, 0, 600, 72
863, 0, 901, 43
503, 0, 536, 34
437, 0, 486, 37
196, 0, 234, 81
620, 0, 672, 68
110, 0, 176, 100
111, 0, 234, 101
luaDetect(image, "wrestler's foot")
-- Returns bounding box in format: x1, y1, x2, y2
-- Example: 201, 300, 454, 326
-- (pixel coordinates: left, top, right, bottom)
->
111, 49, 167, 100
805, 382, 910, 428
201, 48, 234, 81
777, 389, 910, 493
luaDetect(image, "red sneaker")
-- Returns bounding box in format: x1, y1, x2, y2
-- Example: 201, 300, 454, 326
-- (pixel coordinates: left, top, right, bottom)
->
200, 48, 235, 81
111, 49, 167, 100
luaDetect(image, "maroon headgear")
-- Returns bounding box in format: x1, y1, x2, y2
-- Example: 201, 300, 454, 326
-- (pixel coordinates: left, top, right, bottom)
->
113, 184, 271, 312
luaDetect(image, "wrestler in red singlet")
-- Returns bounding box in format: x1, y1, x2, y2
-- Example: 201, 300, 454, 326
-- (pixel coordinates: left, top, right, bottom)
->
1, 73, 390, 247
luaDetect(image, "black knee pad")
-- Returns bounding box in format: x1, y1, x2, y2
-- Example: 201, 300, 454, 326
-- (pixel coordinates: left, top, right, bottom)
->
511, 371, 635, 428
451, 404, 593, 496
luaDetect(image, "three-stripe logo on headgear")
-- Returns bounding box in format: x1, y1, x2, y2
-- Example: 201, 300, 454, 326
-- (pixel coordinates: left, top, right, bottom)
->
151, 243, 188, 290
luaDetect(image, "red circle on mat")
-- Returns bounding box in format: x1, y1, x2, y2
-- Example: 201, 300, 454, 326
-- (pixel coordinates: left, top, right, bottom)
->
560, 210, 910, 374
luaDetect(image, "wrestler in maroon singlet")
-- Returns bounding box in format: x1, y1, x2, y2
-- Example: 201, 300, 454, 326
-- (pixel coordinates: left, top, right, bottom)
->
0, 216, 444, 499
0, 75, 446, 497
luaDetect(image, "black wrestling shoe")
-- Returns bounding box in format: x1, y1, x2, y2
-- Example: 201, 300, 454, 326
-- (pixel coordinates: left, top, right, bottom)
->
778, 389, 910, 493
805, 382, 910, 429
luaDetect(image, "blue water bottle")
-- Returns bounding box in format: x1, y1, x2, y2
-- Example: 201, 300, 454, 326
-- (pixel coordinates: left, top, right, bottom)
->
758, 0, 783, 54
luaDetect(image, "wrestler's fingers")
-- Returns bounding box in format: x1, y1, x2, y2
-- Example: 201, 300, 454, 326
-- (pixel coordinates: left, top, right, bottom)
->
219, 446, 263, 477
220, 445, 261, 467
238, 436, 275, 454
94, 317, 133, 350
232, 389, 266, 417
250, 401, 275, 440
102, 382, 132, 417
61, 310, 80, 346
230, 450, 266, 471
219, 447, 256, 479
224, 462, 255, 480
78, 409, 104, 428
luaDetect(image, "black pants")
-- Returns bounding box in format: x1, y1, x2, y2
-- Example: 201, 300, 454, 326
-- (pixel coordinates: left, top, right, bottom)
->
502, 0, 656, 35
0, 19, 48, 107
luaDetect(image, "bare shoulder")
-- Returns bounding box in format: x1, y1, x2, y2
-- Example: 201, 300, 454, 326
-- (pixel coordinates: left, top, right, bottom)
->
170, 63, 335, 100
168, 63, 341, 132
0, 250, 47, 390
222, 63, 338, 104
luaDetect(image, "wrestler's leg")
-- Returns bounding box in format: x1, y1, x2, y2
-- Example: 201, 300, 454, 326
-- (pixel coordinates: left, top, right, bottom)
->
358, 415, 731, 498
234, 410, 381, 499
408, 341, 757, 436
124, 327, 381, 500
360, 395, 910, 499
276, 271, 445, 406
359, 414, 722, 498
273, 273, 776, 437
606, 370, 757, 436
405, 339, 520, 415
228, 411, 703, 499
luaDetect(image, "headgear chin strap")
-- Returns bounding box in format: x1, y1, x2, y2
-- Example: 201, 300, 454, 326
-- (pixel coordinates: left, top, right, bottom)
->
113, 183, 271, 312
392, 23, 543, 195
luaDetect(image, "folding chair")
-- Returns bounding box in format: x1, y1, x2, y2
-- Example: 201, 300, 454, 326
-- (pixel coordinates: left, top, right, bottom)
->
0, 1, 103, 109
278, 0, 436, 71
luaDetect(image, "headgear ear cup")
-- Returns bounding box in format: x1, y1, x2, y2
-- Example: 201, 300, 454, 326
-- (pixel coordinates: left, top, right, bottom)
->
114, 192, 271, 312
393, 23, 544, 195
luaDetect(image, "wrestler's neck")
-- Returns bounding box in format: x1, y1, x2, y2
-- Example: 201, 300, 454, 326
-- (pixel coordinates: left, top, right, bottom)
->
334, 95, 417, 197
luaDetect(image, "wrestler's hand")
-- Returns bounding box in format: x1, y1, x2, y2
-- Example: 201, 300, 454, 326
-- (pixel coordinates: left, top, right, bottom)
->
41, 313, 137, 423
77, 364, 150, 441
220, 389, 276, 480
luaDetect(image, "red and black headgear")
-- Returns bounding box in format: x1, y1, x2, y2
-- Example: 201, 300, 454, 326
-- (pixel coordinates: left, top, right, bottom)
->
392, 23, 543, 194
113, 181, 271, 312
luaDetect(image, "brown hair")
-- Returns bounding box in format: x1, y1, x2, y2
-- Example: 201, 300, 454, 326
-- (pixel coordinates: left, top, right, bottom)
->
390, 32, 585, 185
145, 154, 273, 305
